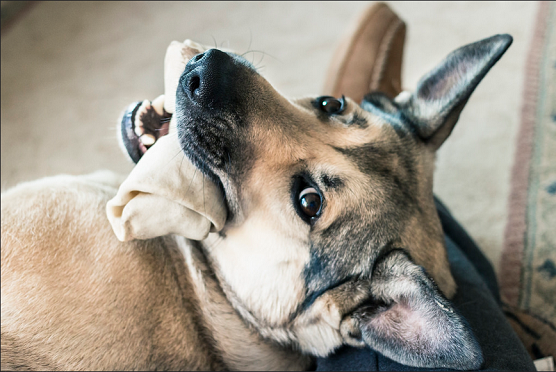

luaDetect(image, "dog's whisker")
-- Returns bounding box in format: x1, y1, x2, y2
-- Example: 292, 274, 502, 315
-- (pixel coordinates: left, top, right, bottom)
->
220, 40, 230, 49
246, 27, 253, 57
240, 50, 279, 62
207, 235, 224, 251
170, 148, 184, 161
256, 50, 265, 67
202, 173, 206, 216
183, 166, 198, 202
210, 34, 218, 49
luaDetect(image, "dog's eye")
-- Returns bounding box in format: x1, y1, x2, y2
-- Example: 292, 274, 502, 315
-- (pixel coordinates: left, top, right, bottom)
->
317, 95, 346, 115
298, 187, 322, 218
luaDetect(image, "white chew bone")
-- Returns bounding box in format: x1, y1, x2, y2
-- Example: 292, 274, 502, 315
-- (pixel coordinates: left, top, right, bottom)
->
107, 40, 226, 242
151, 95, 165, 116
106, 135, 227, 241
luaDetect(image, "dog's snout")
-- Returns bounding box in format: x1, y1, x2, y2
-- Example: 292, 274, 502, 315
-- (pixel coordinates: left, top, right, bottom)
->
188, 75, 201, 97
182, 49, 240, 108
191, 52, 206, 63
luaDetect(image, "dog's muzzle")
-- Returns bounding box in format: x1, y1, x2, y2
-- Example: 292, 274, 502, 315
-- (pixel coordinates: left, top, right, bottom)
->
175, 49, 258, 182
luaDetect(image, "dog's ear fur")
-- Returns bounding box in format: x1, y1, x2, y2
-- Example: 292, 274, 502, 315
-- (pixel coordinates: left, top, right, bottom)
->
363, 34, 512, 150
343, 250, 482, 370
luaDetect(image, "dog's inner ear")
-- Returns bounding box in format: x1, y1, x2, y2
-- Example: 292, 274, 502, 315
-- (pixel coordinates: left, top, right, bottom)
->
364, 34, 512, 150
345, 250, 482, 370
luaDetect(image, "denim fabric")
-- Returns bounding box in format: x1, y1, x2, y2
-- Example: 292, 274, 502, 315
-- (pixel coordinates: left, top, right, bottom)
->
315, 198, 535, 371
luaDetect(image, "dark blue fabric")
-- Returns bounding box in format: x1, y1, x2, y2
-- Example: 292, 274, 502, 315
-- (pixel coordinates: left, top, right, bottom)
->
315, 198, 535, 371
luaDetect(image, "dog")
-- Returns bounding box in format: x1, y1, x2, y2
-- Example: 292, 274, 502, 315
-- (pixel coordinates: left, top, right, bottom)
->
1, 34, 512, 371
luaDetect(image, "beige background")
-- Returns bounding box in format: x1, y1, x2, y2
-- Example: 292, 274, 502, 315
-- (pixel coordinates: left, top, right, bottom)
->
0, 1, 537, 273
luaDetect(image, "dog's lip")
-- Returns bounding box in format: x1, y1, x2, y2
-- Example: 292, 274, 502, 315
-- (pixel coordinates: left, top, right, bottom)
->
120, 101, 146, 163
179, 132, 232, 220
175, 83, 227, 188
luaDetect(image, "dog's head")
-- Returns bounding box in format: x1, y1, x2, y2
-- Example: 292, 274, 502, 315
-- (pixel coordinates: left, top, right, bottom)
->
168, 35, 511, 369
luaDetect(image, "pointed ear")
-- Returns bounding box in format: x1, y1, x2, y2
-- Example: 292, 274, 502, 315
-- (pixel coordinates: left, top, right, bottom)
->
394, 34, 512, 150
342, 249, 483, 370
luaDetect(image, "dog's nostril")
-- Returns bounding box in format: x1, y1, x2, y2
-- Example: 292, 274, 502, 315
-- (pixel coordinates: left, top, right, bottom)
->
192, 53, 205, 63
189, 75, 201, 96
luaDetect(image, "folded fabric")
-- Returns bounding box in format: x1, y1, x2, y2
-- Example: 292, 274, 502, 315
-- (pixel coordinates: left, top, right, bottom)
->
106, 134, 226, 241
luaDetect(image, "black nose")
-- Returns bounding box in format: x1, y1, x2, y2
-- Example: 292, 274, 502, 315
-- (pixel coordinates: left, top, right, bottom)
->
181, 49, 241, 108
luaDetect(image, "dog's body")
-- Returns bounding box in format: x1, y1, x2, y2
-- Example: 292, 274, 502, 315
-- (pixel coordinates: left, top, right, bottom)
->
1, 35, 512, 371
1, 171, 311, 371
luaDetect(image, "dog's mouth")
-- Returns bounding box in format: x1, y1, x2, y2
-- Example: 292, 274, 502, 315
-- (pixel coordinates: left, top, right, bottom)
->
119, 100, 172, 164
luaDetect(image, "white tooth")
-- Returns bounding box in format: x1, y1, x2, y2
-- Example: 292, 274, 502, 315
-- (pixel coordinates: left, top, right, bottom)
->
134, 122, 144, 137
140, 133, 156, 146
151, 95, 165, 116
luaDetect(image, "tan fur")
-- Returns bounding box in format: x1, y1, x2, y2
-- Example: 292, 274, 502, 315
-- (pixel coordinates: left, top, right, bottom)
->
1, 172, 311, 371
2, 30, 513, 369
1, 97, 455, 371
1, 75, 456, 372
189, 91, 456, 357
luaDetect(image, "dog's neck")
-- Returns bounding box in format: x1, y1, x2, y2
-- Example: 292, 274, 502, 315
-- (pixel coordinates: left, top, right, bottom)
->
173, 235, 312, 371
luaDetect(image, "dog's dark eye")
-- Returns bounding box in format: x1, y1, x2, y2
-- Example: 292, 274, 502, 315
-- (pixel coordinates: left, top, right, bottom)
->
298, 187, 322, 218
317, 95, 346, 115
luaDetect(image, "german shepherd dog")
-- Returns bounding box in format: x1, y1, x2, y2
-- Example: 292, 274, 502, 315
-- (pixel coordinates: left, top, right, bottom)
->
1, 34, 511, 370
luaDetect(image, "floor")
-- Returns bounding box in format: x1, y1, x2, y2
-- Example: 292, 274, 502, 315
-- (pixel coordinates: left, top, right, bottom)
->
0, 1, 538, 273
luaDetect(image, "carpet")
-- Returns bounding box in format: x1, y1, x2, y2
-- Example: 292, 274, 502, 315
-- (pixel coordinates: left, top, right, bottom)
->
500, 0, 556, 361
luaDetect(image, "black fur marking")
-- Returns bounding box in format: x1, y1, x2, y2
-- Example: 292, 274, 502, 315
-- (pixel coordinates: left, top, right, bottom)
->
361, 93, 414, 138
303, 140, 420, 305
332, 143, 418, 211
299, 243, 401, 313
347, 112, 369, 128
362, 92, 400, 114
334, 143, 393, 177
320, 174, 343, 190
303, 216, 405, 302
